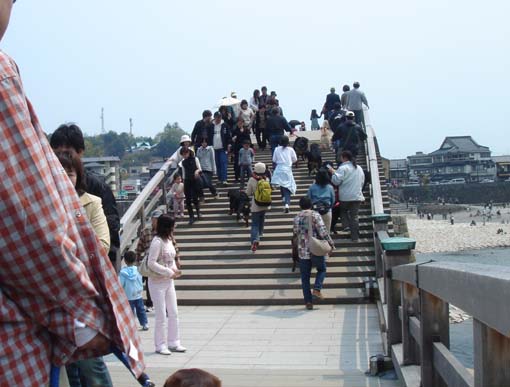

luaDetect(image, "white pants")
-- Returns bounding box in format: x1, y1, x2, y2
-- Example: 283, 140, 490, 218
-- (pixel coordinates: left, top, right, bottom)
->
148, 278, 181, 351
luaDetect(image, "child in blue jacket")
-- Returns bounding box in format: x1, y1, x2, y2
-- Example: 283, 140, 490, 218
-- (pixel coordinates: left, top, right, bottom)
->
120, 251, 149, 330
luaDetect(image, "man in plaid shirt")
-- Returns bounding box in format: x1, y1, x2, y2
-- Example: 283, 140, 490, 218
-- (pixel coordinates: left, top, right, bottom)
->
0, 2, 146, 385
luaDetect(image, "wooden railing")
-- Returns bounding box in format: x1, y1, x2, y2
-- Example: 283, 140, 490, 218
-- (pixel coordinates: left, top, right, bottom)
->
389, 260, 510, 387
363, 108, 510, 386
114, 158, 176, 271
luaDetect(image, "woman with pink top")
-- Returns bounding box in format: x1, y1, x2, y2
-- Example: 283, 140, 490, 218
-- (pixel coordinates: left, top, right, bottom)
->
147, 214, 186, 355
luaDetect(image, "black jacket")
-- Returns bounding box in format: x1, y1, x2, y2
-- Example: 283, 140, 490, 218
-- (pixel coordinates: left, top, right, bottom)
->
191, 120, 214, 147
334, 121, 366, 148
231, 127, 252, 151
85, 171, 120, 249
324, 92, 341, 111
266, 115, 291, 137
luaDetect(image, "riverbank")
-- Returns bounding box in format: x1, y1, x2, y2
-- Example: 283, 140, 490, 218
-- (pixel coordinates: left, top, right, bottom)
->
406, 205, 510, 254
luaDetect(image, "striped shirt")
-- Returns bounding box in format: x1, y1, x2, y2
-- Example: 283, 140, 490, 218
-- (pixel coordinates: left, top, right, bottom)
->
0, 51, 145, 385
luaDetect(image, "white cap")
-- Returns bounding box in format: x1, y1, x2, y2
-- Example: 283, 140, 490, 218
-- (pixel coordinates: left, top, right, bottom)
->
254, 162, 266, 174
180, 135, 191, 144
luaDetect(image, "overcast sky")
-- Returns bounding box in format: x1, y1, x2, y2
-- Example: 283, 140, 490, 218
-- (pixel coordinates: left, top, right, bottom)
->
3, 0, 509, 158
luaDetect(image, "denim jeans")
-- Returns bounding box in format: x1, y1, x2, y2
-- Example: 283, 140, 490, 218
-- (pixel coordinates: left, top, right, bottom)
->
66, 357, 113, 387
240, 164, 252, 189
299, 256, 327, 304
129, 298, 148, 326
214, 149, 228, 182
250, 211, 266, 243
280, 187, 291, 206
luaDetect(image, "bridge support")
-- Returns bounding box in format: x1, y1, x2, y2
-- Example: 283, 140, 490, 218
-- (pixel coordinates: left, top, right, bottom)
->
474, 319, 510, 387
380, 237, 416, 352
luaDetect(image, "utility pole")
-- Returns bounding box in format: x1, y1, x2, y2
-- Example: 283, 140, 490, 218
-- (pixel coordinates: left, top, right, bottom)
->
129, 118, 133, 137
100, 107, 105, 133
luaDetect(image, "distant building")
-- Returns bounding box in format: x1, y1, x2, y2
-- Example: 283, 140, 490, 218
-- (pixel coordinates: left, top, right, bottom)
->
493, 156, 510, 181
407, 136, 495, 182
82, 156, 121, 196
389, 159, 408, 186
129, 141, 157, 152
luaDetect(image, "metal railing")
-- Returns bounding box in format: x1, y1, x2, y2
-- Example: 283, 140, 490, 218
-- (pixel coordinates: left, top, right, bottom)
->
114, 158, 175, 271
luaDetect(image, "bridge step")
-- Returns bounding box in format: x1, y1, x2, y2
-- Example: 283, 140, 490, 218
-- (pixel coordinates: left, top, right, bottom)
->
172, 144, 385, 305
176, 288, 370, 306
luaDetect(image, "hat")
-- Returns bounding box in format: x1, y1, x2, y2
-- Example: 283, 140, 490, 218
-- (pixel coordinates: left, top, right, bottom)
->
180, 134, 191, 145
270, 91, 277, 96
346, 111, 355, 118
151, 209, 163, 218
254, 162, 266, 174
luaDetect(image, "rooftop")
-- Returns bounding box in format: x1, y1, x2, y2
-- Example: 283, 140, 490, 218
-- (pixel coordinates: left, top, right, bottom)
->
430, 136, 490, 155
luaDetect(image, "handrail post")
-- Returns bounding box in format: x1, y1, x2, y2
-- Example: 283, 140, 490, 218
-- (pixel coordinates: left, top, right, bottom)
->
381, 238, 416, 351
372, 214, 391, 279
402, 282, 420, 365
474, 319, 510, 386
419, 289, 449, 387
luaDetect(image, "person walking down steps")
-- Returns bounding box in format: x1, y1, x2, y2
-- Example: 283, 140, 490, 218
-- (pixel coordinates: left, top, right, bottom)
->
179, 148, 202, 225
272, 135, 297, 213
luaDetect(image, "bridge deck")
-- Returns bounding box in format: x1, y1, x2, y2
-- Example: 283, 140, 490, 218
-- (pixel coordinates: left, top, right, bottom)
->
106, 305, 398, 386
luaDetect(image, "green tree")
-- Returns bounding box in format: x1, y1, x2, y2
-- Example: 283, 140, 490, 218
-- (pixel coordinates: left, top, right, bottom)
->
153, 122, 187, 157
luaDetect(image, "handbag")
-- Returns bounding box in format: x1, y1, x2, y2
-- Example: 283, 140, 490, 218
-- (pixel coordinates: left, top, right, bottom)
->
138, 237, 167, 279
308, 213, 333, 256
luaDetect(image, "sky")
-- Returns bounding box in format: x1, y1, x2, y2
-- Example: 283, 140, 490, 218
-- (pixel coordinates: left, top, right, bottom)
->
3, 0, 510, 159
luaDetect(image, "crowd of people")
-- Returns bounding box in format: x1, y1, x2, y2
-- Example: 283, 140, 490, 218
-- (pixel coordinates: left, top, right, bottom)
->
0, 1, 371, 382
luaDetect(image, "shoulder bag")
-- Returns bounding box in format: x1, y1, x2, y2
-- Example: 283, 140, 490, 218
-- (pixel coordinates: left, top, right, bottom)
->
138, 237, 167, 278
308, 213, 333, 257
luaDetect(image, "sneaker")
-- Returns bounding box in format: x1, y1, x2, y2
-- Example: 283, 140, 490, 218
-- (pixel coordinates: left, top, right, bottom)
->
306, 303, 314, 310
156, 349, 171, 355
214, 193, 220, 199
284, 204, 289, 214
145, 306, 153, 312
312, 289, 324, 300
142, 325, 149, 331
168, 345, 187, 353
251, 241, 259, 252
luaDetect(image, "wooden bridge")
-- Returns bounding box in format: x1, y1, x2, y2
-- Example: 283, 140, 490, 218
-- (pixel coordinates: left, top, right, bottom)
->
116, 109, 510, 386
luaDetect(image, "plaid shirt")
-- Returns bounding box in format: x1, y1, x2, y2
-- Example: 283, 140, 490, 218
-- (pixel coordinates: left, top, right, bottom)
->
0, 52, 144, 385
293, 210, 334, 259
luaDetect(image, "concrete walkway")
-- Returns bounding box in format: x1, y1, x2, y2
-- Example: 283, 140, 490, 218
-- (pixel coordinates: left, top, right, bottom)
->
106, 304, 398, 386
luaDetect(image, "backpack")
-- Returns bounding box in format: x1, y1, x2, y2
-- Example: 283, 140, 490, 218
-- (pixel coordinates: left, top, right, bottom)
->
254, 178, 272, 206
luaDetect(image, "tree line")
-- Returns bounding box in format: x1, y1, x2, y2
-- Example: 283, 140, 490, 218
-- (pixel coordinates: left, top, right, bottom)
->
77, 122, 187, 167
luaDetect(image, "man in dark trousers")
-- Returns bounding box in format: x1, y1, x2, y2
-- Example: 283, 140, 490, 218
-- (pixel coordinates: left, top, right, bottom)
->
322, 87, 341, 119
336, 111, 367, 159
346, 82, 369, 127
50, 124, 121, 265
266, 107, 291, 154
191, 110, 214, 148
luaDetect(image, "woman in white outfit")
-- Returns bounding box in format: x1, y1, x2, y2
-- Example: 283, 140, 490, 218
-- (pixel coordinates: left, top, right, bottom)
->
147, 214, 186, 355
272, 135, 297, 213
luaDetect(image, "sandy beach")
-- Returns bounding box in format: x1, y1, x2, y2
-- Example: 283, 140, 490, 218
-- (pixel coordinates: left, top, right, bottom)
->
406, 205, 510, 254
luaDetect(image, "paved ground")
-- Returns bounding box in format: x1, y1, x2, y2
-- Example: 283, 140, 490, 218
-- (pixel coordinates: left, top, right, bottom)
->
106, 305, 399, 386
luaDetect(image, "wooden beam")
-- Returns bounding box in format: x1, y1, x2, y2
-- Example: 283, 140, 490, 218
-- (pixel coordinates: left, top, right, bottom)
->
474, 319, 510, 387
